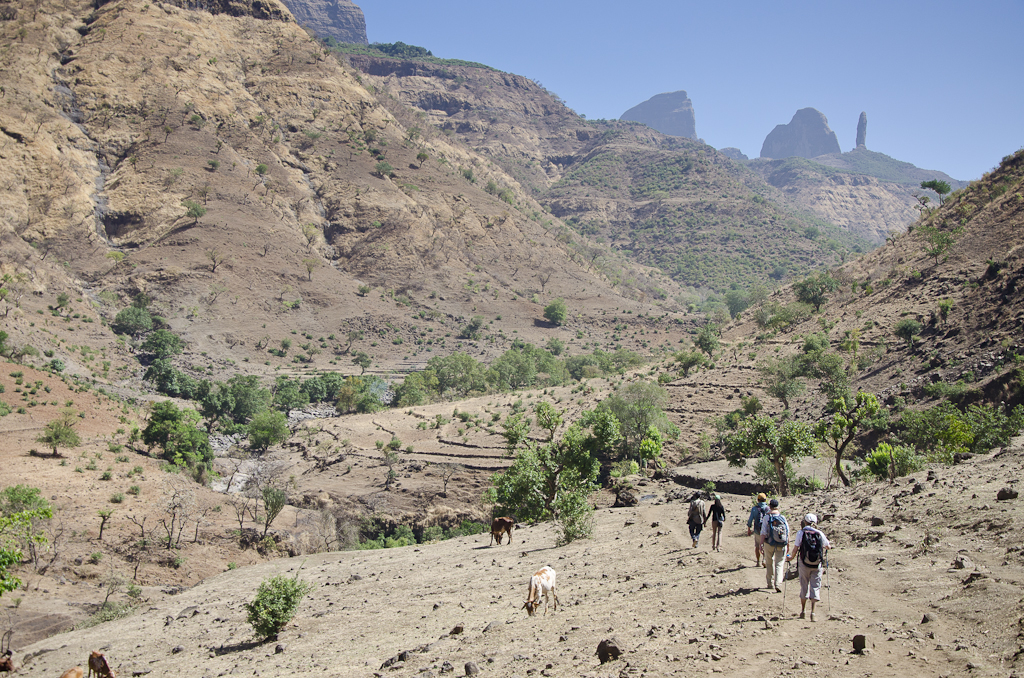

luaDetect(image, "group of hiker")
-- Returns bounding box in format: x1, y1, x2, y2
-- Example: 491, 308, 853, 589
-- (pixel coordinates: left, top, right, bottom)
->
687, 491, 830, 622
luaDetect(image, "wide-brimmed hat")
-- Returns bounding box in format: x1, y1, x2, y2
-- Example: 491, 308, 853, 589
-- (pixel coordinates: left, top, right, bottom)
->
805, 513, 817, 524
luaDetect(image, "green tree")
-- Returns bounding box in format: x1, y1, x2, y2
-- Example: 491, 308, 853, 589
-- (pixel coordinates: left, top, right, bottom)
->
920, 179, 951, 205
260, 486, 287, 537
141, 329, 184, 358
894, 318, 922, 348
352, 351, 372, 375
637, 425, 664, 470
182, 199, 207, 225
141, 401, 213, 471
111, 306, 153, 336
815, 392, 884, 486
36, 410, 82, 457
459, 315, 484, 340
600, 382, 675, 460
793, 272, 840, 312
415, 151, 429, 167
485, 423, 599, 545
694, 323, 719, 358
724, 288, 750, 319
919, 223, 962, 266
501, 412, 531, 455
757, 356, 806, 410
1, 501, 52, 596
674, 349, 706, 377
543, 298, 568, 326
723, 414, 817, 496
428, 352, 486, 397
374, 161, 394, 178
534, 402, 563, 441
248, 410, 289, 453
244, 574, 313, 641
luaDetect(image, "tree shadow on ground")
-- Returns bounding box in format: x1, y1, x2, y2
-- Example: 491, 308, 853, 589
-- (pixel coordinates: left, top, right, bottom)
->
212, 640, 264, 656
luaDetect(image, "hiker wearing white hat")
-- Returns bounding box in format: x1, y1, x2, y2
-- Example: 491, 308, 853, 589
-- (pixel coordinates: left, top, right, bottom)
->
786, 513, 830, 621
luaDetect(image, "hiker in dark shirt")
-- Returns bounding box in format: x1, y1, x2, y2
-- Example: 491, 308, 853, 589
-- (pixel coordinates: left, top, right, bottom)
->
703, 494, 726, 552
686, 492, 706, 548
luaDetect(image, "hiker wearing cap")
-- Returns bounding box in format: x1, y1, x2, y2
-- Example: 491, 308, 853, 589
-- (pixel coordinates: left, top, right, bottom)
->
786, 513, 831, 621
686, 492, 707, 549
746, 492, 769, 567
703, 494, 727, 552
760, 498, 789, 592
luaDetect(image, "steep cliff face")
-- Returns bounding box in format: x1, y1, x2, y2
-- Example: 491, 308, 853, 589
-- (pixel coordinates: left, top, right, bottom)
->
279, 0, 367, 44
760, 107, 841, 159
619, 90, 696, 139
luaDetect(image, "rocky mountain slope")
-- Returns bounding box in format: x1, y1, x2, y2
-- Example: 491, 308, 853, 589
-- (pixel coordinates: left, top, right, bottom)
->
619, 90, 696, 139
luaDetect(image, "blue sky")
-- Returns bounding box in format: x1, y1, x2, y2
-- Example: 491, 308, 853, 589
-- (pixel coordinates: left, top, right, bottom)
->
358, 0, 1022, 181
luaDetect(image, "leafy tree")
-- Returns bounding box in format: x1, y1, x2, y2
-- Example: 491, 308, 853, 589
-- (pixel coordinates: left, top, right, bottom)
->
546, 338, 565, 356
428, 352, 486, 397
894, 318, 922, 348
543, 298, 568, 326
111, 306, 153, 336
244, 574, 313, 641
142, 401, 213, 471
501, 412, 530, 456
352, 351, 372, 375
866, 443, 922, 481
458, 315, 484, 340
374, 161, 394, 178
1, 501, 53, 597
920, 179, 951, 204
757, 356, 806, 410
393, 369, 438, 407
637, 425, 664, 470
674, 349, 706, 377
815, 392, 884, 486
694, 324, 719, 358
248, 410, 289, 453
723, 414, 817, 496
534, 402, 563, 441
600, 381, 675, 460
793, 272, 840, 312
415, 151, 428, 167
36, 409, 82, 457
182, 200, 206, 225
260, 486, 287, 537
918, 223, 963, 265
225, 375, 273, 424
485, 423, 600, 545
141, 329, 184, 358
724, 288, 750, 319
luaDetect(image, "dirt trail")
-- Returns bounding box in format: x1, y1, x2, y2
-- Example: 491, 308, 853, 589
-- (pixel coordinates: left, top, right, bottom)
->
16, 435, 1024, 678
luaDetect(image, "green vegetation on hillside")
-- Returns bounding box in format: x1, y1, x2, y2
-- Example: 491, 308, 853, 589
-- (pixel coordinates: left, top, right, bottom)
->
325, 39, 497, 71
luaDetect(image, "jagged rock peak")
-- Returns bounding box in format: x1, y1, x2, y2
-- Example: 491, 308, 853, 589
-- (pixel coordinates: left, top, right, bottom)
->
856, 111, 867, 149
719, 147, 748, 161
280, 0, 368, 44
619, 90, 696, 139
759, 107, 841, 159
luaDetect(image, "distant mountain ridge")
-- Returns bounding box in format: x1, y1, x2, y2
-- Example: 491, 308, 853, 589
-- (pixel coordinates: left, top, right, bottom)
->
619, 91, 696, 139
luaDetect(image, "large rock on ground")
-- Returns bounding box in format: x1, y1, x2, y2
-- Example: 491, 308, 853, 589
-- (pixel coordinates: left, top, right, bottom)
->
620, 91, 697, 139
760, 108, 841, 159
280, 0, 367, 44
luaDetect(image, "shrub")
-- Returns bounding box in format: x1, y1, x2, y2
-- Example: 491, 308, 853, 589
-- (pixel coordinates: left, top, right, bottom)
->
244, 574, 314, 641
543, 298, 568, 326
89, 552, 103, 564
110, 492, 124, 503
865, 443, 923, 480
894, 318, 922, 347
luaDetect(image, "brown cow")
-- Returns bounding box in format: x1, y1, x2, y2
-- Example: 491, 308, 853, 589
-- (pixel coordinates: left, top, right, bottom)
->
59, 668, 83, 678
0, 630, 13, 673
87, 652, 114, 678
489, 517, 515, 546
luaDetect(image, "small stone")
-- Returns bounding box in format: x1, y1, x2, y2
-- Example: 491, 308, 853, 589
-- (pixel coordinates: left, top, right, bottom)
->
274, 644, 286, 655
482, 621, 499, 633
952, 554, 973, 570
464, 661, 480, 676
449, 624, 464, 636
171, 646, 185, 654
870, 517, 885, 527
853, 634, 871, 653
997, 487, 1018, 501
440, 661, 454, 674
921, 613, 936, 624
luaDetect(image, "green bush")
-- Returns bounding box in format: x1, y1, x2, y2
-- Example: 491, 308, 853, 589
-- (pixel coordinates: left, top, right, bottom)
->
865, 443, 923, 480
244, 574, 314, 641
420, 525, 444, 542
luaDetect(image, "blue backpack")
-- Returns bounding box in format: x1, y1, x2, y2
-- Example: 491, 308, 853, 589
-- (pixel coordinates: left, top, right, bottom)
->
766, 514, 788, 546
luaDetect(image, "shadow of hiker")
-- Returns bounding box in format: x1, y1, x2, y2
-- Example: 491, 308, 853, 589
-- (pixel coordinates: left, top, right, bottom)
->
707, 587, 761, 599
212, 640, 264, 656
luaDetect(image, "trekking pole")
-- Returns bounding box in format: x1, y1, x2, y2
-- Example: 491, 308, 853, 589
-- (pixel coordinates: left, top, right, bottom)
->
825, 551, 831, 617
782, 558, 789, 618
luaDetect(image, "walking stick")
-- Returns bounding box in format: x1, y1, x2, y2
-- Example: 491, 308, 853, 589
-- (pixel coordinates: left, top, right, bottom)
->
825, 551, 831, 616
782, 558, 789, 618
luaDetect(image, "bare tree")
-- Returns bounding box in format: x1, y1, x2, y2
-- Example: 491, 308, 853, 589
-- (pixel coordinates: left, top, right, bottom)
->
437, 462, 463, 498
205, 248, 228, 272
159, 477, 196, 549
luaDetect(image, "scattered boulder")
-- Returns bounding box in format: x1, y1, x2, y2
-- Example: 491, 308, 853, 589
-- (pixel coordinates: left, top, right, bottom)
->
997, 487, 1018, 501
852, 634, 872, 653
464, 661, 480, 676
870, 517, 885, 527
597, 638, 622, 663
170, 646, 184, 654
275, 644, 287, 655
613, 489, 638, 508
952, 554, 974, 570
449, 624, 464, 636
440, 661, 454, 674
921, 613, 936, 624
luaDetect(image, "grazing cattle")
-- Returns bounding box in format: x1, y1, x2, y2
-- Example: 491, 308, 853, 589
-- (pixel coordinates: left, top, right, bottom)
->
59, 668, 83, 678
489, 517, 515, 546
522, 565, 559, 616
87, 652, 114, 678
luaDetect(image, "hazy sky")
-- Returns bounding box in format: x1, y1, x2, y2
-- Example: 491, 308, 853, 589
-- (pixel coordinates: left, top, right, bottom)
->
358, 0, 1022, 181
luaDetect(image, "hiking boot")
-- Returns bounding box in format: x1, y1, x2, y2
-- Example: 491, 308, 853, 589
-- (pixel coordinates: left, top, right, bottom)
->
775, 586, 782, 593
798, 612, 805, 620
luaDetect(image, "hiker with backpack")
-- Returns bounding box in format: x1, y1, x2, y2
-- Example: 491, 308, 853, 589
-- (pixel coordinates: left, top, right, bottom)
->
759, 498, 789, 592
746, 492, 770, 567
703, 494, 726, 552
786, 513, 831, 621
686, 492, 707, 548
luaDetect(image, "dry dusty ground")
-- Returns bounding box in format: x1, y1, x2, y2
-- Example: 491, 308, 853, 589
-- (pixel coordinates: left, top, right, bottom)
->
11, 436, 1024, 678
